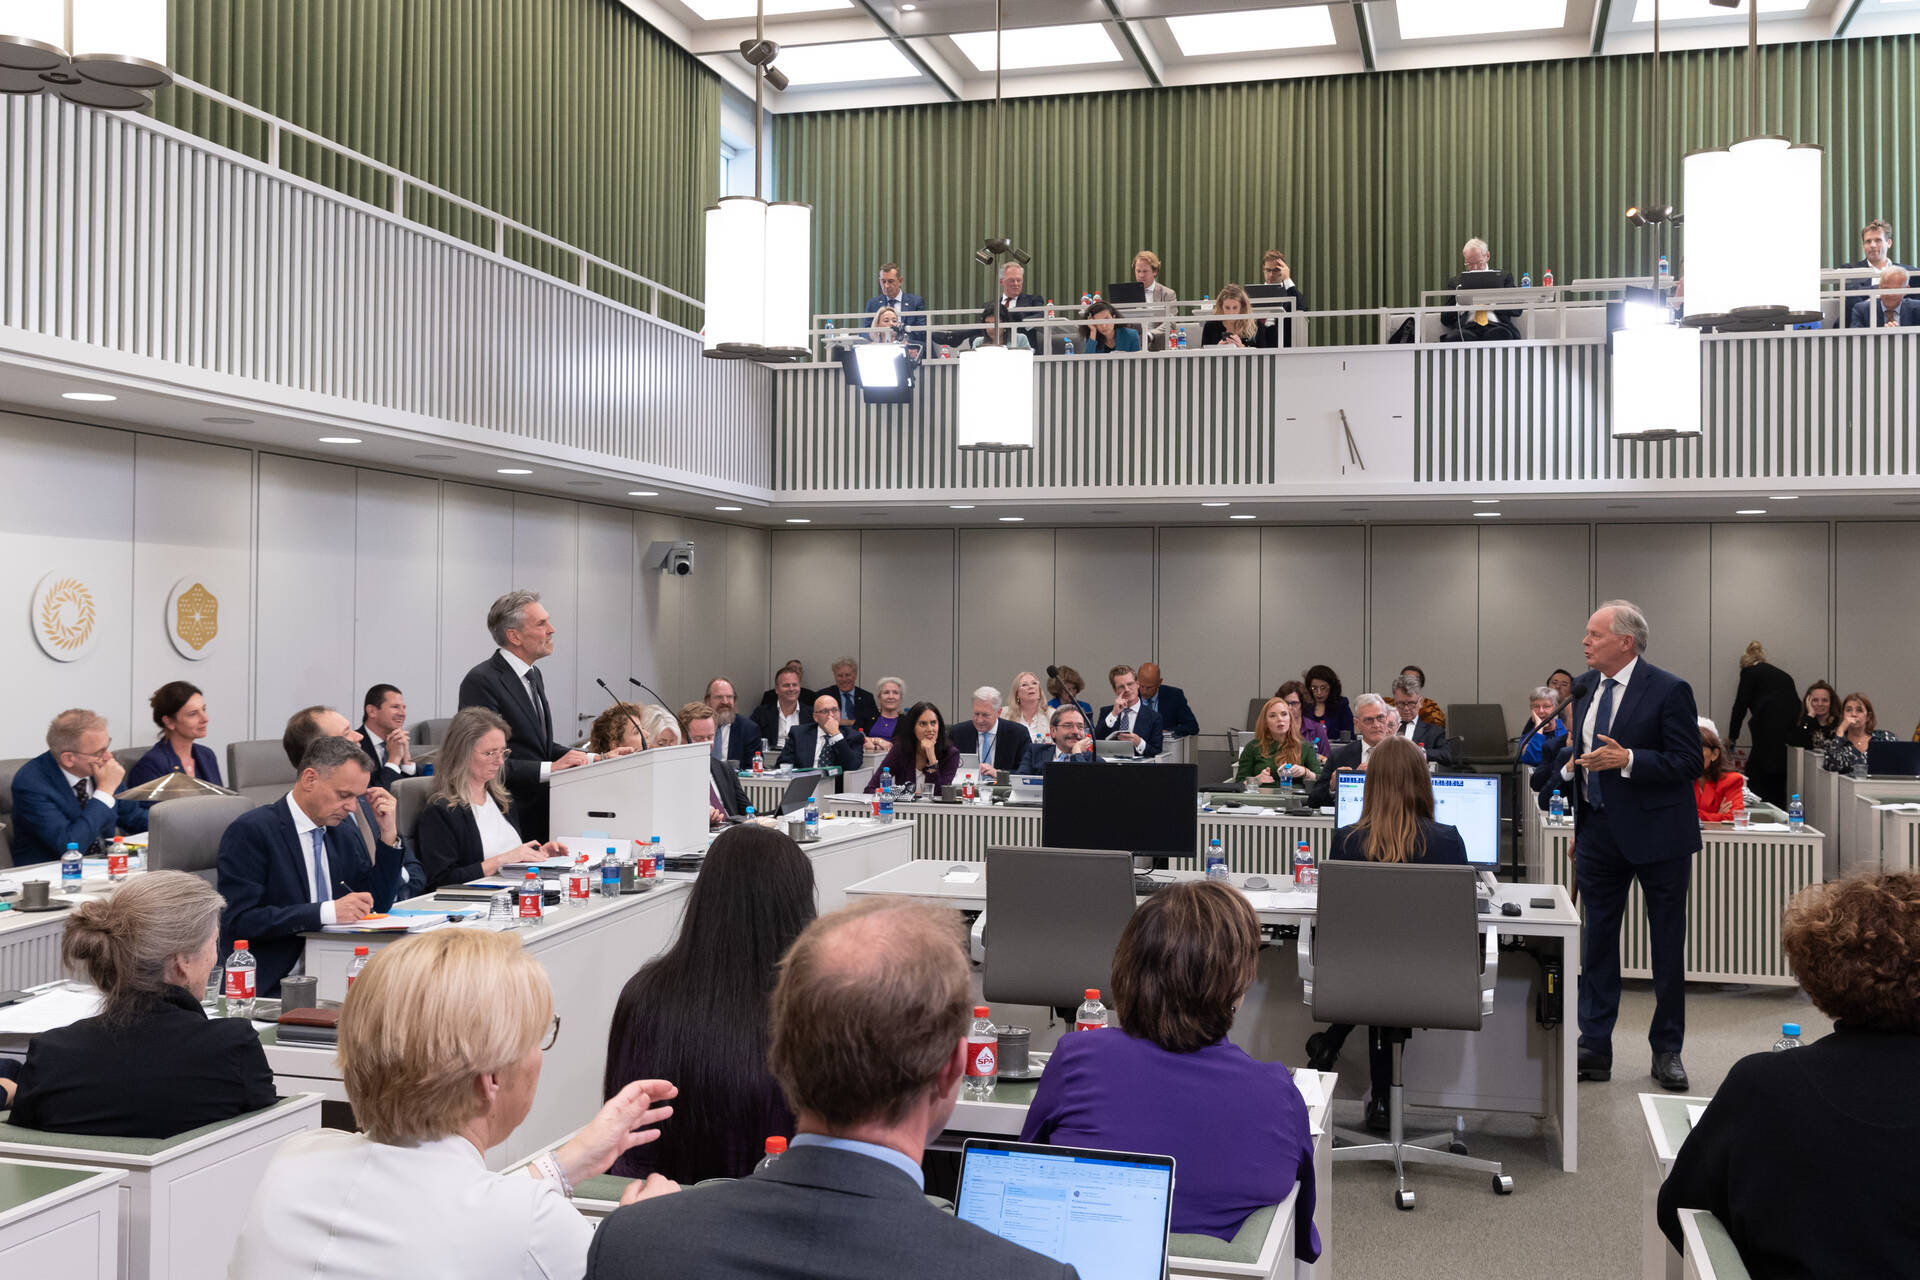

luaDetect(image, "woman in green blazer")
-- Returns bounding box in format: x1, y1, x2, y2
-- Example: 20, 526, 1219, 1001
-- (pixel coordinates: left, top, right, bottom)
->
1235, 697, 1324, 787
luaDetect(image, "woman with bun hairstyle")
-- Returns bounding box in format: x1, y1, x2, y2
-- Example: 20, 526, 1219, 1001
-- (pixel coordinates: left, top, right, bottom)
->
2, 870, 276, 1135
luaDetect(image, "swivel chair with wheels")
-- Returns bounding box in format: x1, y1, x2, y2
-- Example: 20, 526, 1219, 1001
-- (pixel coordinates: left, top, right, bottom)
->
1298, 860, 1513, 1210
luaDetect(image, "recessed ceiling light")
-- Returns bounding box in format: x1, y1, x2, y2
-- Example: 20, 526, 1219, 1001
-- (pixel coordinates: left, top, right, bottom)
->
1735, 509, 1767, 516
950, 504, 976, 510
1471, 498, 1500, 504
1229, 513, 1257, 520
1201, 501, 1231, 508
1768, 495, 1799, 501
416, 453, 456, 461
772, 40, 919, 86
319, 436, 362, 444
1167, 6, 1336, 56
951, 23, 1122, 71
678, 0, 851, 17
899, 2, 917, 9
1474, 511, 1503, 518
785, 518, 812, 524
497, 468, 533, 475
61, 392, 117, 402
1631, 0, 1805, 20
715, 505, 745, 512
998, 516, 1025, 522
1397, 0, 1567, 39
204, 415, 254, 425
628, 490, 660, 497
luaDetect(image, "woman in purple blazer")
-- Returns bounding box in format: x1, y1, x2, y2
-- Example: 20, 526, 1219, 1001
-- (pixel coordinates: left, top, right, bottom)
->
1021, 881, 1320, 1260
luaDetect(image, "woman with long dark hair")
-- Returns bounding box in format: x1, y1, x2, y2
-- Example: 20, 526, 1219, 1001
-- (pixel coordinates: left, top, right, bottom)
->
1302, 664, 1353, 742
1786, 679, 1842, 751
864, 701, 959, 791
602, 824, 816, 1183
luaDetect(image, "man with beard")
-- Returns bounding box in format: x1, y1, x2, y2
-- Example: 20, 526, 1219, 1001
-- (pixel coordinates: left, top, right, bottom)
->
705, 677, 762, 770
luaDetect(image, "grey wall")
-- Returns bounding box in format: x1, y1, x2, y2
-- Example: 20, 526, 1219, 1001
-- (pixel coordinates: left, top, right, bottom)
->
0, 409, 770, 762
769, 520, 1911, 745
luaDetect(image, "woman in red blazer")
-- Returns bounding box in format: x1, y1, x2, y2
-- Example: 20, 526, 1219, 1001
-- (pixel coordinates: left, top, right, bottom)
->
1695, 726, 1746, 823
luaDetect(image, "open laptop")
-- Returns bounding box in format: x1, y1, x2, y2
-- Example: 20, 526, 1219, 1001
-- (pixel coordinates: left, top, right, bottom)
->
725, 772, 823, 824
955, 1138, 1175, 1280
1104, 282, 1147, 305
1867, 739, 1920, 777
1093, 738, 1138, 760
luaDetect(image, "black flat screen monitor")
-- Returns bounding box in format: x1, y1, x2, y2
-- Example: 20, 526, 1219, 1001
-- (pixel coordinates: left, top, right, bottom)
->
1456, 269, 1506, 290
1241, 284, 1297, 311
1041, 762, 1197, 864
1104, 282, 1148, 305
1866, 740, 1920, 777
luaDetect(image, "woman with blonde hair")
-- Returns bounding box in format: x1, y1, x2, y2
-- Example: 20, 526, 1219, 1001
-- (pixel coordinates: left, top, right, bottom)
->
230, 930, 679, 1278
1234, 697, 1323, 787
1, 871, 274, 1135
415, 706, 568, 889
1004, 670, 1051, 741
1201, 283, 1275, 349
1727, 640, 1797, 806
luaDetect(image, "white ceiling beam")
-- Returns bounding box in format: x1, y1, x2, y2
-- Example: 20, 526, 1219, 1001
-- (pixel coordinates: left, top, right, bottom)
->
1100, 0, 1165, 87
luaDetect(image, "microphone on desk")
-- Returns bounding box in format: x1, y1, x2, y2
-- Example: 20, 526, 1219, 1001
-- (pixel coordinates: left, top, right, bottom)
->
1515, 669, 1600, 770
595, 677, 647, 752
627, 676, 677, 747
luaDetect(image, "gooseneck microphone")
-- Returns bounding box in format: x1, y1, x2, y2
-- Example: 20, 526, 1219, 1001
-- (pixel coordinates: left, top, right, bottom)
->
627, 676, 674, 713
595, 677, 647, 751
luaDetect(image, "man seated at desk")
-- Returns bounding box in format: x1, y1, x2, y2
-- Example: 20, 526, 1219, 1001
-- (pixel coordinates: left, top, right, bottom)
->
1438, 237, 1521, 342
779, 695, 866, 772
682, 702, 751, 826
1850, 265, 1920, 329
1389, 675, 1454, 767
1094, 664, 1163, 758
10, 708, 148, 866
948, 686, 1028, 780
217, 735, 406, 997
1137, 663, 1200, 739
1020, 706, 1100, 772
1308, 693, 1399, 807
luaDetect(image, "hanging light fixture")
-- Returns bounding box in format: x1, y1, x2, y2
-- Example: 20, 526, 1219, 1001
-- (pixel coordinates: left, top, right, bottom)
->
956, 0, 1035, 454
701, 0, 810, 362
1, 0, 172, 109
1679, 0, 1822, 331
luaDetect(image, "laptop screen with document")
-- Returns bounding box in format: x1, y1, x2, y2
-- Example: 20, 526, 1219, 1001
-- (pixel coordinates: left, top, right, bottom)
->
955, 1139, 1174, 1280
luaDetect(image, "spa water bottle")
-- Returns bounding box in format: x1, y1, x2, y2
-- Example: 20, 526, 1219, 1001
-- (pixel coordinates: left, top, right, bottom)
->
518, 869, 544, 923
965, 1007, 998, 1100
1205, 837, 1227, 881
601, 844, 622, 898
804, 796, 820, 839
1520, 272, 1532, 289
222, 941, 257, 1018
567, 854, 591, 907
1075, 989, 1108, 1032
60, 843, 83, 894
1788, 794, 1804, 829
1549, 789, 1567, 823
1773, 1023, 1804, 1051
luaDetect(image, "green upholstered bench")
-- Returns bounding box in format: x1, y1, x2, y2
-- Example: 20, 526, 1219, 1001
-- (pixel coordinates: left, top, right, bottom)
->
0, 1157, 126, 1277
1678, 1209, 1751, 1280
0, 1092, 322, 1280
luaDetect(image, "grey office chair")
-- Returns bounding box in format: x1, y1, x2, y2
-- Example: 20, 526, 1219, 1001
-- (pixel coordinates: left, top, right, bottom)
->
1298, 860, 1511, 1210
1245, 698, 1269, 731
1446, 704, 1509, 764
412, 717, 453, 749
226, 739, 296, 806
0, 756, 24, 869
983, 845, 1137, 1011
113, 745, 149, 775
391, 775, 436, 845
146, 795, 255, 885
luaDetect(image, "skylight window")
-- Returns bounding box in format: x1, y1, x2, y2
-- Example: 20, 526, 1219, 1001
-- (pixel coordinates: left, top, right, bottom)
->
950, 24, 1124, 71
1395, 0, 1569, 40
1168, 6, 1338, 56
772, 40, 920, 86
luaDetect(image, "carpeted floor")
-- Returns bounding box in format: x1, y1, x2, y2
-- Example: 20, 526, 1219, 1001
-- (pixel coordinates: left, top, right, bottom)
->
1326, 979, 1828, 1280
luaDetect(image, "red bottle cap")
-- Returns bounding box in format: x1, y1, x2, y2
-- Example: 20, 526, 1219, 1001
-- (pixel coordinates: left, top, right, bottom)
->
235, 940, 248, 950
354, 945, 370, 956
1085, 989, 1100, 1000
974, 1005, 989, 1017
765, 1136, 788, 1154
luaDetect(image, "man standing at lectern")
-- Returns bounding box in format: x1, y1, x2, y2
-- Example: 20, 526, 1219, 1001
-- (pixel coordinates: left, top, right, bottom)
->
458, 590, 593, 841
1558, 600, 1702, 1092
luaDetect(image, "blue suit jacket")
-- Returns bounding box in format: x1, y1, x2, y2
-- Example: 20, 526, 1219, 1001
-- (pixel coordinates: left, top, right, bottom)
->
863, 293, 929, 345
122, 739, 223, 793
776, 723, 866, 772
1848, 297, 1920, 329
1141, 685, 1200, 737
947, 721, 1029, 773
217, 795, 406, 996
1564, 661, 1703, 865
1018, 742, 1102, 773
1094, 702, 1165, 757
10, 752, 149, 866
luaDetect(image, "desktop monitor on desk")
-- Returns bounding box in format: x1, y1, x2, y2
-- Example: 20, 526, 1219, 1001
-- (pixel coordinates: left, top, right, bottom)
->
1866, 740, 1920, 777
1041, 762, 1198, 866
1335, 772, 1502, 865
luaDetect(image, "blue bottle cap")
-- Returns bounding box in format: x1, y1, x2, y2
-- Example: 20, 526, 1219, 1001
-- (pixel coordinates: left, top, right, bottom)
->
1783, 1023, 1801, 1037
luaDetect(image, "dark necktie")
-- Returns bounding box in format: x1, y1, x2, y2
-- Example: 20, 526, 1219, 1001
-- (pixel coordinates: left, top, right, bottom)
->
526, 666, 552, 741
1585, 679, 1618, 808
73, 778, 90, 806
841, 690, 854, 717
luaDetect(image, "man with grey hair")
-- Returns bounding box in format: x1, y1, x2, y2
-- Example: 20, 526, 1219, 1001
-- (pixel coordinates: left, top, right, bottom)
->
1308, 693, 1399, 807
1389, 674, 1453, 767
948, 685, 1024, 779
458, 589, 594, 840
1440, 235, 1520, 342
824, 657, 878, 728
1553, 599, 1703, 1092
10, 709, 149, 865
1849, 264, 1920, 329
217, 734, 406, 997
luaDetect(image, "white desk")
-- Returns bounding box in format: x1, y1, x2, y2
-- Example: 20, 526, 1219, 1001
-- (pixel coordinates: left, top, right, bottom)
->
276, 819, 914, 1169
848, 861, 1582, 1172
1531, 823, 1823, 985
0, 862, 140, 991
1639, 1091, 1710, 1280
1839, 776, 1920, 877
0, 1158, 124, 1278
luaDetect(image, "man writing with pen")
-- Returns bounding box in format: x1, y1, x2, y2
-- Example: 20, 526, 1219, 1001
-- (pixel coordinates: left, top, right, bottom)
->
217, 735, 409, 998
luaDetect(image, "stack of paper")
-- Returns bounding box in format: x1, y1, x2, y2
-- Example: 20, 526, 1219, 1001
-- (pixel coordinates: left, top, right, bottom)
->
0, 985, 103, 1035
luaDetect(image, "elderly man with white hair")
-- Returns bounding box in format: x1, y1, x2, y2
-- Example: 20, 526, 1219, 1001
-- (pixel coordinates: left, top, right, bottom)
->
947, 686, 1027, 779
1306, 693, 1400, 807
1849, 264, 1920, 329
1438, 236, 1521, 342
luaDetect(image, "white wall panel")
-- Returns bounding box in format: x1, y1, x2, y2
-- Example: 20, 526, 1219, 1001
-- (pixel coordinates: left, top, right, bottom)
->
956, 530, 1055, 714
354, 470, 440, 721
1054, 529, 1156, 713
1259, 526, 1366, 713
255, 455, 357, 733
1595, 524, 1711, 709
859, 530, 956, 714
769, 532, 862, 704
1708, 523, 1830, 733
439, 484, 516, 715
577, 505, 636, 726
1157, 529, 1261, 736
130, 435, 253, 761
513, 497, 581, 743
1476, 525, 1592, 733
1367, 526, 1477, 705
721, 525, 771, 707
1835, 523, 1920, 738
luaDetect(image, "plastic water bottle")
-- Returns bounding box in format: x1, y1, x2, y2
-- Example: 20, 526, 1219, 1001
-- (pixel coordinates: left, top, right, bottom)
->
1079, 291, 1093, 310
646, 835, 663, 880
878, 787, 895, 825
1543, 269, 1555, 288
1788, 794, 1804, 829
1063, 338, 1074, 355
744, 805, 756, 822
347, 944, 371, 989
822, 319, 835, 345
1205, 837, 1227, 880
1549, 789, 1567, 824
567, 854, 591, 907
221, 940, 257, 1018
1294, 841, 1319, 889
60, 842, 83, 894
1173, 328, 1187, 350
964, 1006, 998, 1099
1075, 989, 1108, 1032
752, 750, 765, 775
1772, 1022, 1805, 1051
1659, 255, 1671, 280
1044, 299, 1056, 319
804, 795, 820, 839
108, 836, 130, 882
1520, 271, 1532, 288
1278, 772, 1294, 803
601, 844, 622, 898
755, 1136, 787, 1173
518, 869, 544, 923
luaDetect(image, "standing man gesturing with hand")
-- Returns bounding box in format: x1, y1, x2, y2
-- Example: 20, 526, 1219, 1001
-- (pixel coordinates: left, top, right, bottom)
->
1559, 601, 1703, 1092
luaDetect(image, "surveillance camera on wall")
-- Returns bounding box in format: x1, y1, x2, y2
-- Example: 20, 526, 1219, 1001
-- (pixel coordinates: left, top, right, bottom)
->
645, 540, 695, 576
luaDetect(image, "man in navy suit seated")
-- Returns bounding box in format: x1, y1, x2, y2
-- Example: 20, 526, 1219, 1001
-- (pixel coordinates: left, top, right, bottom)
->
862, 263, 928, 349
10, 709, 149, 865
217, 734, 406, 997
1093, 664, 1164, 758
779, 695, 867, 772
1136, 663, 1200, 739
1019, 706, 1101, 773
947, 687, 1029, 780
1840, 219, 1902, 326
1389, 677, 1455, 768
1849, 265, 1920, 330
704, 677, 762, 771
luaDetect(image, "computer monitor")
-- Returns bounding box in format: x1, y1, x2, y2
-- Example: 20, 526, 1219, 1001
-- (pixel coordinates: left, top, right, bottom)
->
955, 1139, 1174, 1280
1241, 284, 1298, 311
1334, 771, 1502, 865
1866, 739, 1920, 777
836, 344, 916, 405
1104, 282, 1147, 305
1041, 762, 1197, 863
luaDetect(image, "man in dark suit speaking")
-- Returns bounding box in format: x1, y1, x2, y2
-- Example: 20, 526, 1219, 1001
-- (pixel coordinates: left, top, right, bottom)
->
457, 590, 594, 841
1557, 600, 1703, 1092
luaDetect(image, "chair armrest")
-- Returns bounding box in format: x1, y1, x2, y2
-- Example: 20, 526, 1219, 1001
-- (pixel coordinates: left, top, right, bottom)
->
1480, 922, 1499, 1018
1297, 922, 1315, 1004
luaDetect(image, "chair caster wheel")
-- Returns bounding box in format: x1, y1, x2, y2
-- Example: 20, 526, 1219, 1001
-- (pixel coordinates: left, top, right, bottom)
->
1448, 1141, 1469, 1156
1492, 1174, 1514, 1195
1394, 1189, 1416, 1211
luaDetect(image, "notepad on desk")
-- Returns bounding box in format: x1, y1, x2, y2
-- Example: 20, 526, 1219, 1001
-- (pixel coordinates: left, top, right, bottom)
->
320, 913, 452, 933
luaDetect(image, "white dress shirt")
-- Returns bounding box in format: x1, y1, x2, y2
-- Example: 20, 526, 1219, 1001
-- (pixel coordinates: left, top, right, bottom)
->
472, 793, 524, 857
285, 794, 339, 927
228, 1130, 592, 1280
60, 765, 116, 813
1563, 658, 1638, 783
1102, 703, 1148, 755
775, 704, 800, 750
361, 726, 417, 778
497, 649, 598, 779
1009, 709, 1050, 742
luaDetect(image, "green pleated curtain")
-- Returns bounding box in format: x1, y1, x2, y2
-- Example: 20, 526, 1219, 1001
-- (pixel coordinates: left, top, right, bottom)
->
775, 36, 1919, 346
155, 0, 720, 329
